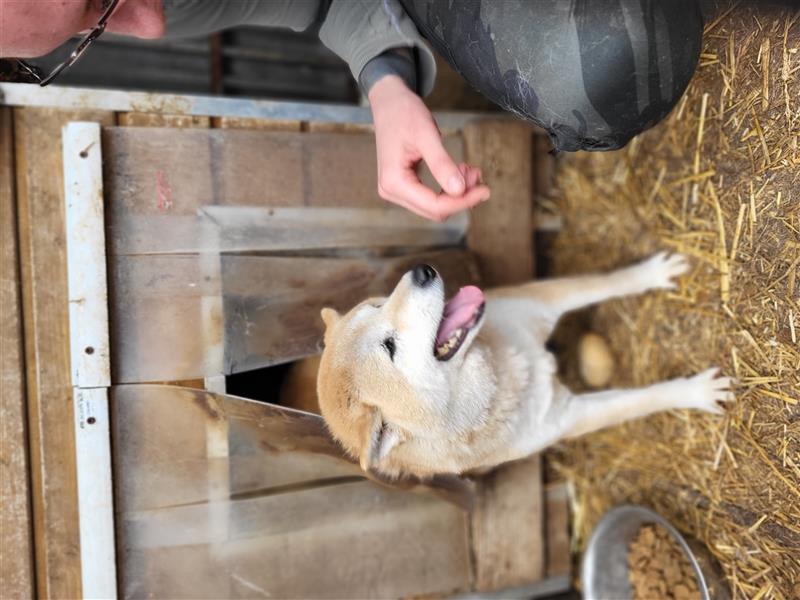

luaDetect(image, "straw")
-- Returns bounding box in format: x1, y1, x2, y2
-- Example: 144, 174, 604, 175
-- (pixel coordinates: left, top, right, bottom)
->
546, 5, 800, 598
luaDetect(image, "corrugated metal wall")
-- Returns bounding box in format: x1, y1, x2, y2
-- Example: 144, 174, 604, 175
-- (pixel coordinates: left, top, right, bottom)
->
38, 26, 358, 103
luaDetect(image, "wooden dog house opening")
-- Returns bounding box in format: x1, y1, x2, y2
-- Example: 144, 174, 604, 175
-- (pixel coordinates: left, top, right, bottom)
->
3, 84, 568, 600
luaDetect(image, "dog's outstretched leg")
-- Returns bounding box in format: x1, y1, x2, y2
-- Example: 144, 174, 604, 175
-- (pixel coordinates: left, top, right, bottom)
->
556, 368, 733, 439
519, 252, 689, 322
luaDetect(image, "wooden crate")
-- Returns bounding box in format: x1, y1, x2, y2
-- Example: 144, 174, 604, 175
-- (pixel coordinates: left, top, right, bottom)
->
0, 84, 570, 599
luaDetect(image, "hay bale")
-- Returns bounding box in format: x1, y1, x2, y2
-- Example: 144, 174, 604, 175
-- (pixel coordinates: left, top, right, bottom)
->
546, 4, 800, 598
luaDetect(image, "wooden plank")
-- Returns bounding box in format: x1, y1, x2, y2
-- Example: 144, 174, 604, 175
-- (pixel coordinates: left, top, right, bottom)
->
112, 385, 474, 511
544, 481, 571, 579
103, 126, 373, 212
117, 110, 215, 393
14, 106, 115, 599
111, 385, 471, 599
453, 484, 572, 598
0, 107, 35, 600
464, 119, 535, 284
306, 121, 374, 134
212, 116, 302, 131
118, 112, 210, 128
123, 482, 471, 599
463, 119, 544, 590
221, 249, 481, 373
471, 458, 544, 590
119, 481, 470, 599
107, 206, 467, 255
110, 248, 481, 383
111, 385, 357, 513
101, 126, 462, 215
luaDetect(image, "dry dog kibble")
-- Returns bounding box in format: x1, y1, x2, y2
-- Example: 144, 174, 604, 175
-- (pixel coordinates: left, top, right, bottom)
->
627, 524, 702, 600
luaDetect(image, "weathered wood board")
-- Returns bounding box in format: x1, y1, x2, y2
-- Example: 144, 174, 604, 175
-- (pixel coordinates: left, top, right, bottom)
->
14, 106, 114, 599
545, 481, 571, 579
212, 115, 302, 131
106, 205, 467, 255
112, 385, 472, 599
0, 106, 35, 600
465, 119, 535, 285
118, 112, 210, 128
102, 126, 462, 215
101, 124, 472, 384
464, 119, 545, 590
110, 249, 481, 382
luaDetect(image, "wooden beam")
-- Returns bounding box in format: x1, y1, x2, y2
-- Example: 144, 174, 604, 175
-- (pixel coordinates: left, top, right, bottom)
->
545, 481, 572, 579
452, 483, 572, 600
117, 108, 214, 392
471, 459, 545, 590
465, 119, 535, 284
117, 112, 210, 128
14, 106, 114, 598
1, 106, 35, 600
212, 115, 302, 131
463, 119, 544, 590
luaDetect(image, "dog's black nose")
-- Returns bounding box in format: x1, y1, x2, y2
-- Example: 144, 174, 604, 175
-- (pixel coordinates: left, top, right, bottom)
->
412, 264, 437, 287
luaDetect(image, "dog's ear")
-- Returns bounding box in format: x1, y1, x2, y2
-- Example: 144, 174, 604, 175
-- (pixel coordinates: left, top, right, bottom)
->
357, 407, 405, 471
320, 307, 340, 329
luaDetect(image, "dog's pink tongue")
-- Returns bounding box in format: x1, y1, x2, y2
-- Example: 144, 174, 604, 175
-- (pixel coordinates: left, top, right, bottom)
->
436, 286, 485, 346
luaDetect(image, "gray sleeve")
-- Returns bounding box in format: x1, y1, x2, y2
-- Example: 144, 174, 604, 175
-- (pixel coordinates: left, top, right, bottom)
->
318, 0, 437, 96
358, 48, 417, 94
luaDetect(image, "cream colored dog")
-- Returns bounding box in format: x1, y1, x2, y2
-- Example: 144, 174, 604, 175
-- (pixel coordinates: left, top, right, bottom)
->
317, 252, 732, 479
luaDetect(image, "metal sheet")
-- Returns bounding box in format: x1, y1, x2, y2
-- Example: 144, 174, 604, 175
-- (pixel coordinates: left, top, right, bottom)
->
74, 387, 117, 599
62, 122, 118, 599
63, 122, 111, 388
0, 82, 491, 130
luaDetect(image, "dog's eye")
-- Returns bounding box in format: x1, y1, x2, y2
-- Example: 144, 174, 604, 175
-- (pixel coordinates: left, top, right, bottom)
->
382, 336, 396, 360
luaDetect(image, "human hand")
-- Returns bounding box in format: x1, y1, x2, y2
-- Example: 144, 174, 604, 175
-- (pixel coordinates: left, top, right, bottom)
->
368, 75, 490, 222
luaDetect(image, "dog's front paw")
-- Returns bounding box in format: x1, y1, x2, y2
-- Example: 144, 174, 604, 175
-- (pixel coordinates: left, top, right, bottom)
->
636, 251, 690, 290
678, 368, 735, 415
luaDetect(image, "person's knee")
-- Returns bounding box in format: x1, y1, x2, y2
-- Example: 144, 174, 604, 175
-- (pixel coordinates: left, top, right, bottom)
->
537, 0, 704, 151
401, 0, 703, 152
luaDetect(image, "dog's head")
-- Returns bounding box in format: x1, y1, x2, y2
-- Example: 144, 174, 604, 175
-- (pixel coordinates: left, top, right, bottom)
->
316, 264, 486, 473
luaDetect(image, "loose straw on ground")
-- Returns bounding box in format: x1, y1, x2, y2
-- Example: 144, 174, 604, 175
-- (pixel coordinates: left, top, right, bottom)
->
546, 6, 800, 598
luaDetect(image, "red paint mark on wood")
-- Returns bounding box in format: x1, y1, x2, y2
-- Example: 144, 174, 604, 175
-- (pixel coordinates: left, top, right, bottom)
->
156, 170, 173, 212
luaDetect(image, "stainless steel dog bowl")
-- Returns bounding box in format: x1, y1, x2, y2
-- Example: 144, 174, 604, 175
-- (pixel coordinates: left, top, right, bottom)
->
582, 505, 730, 600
